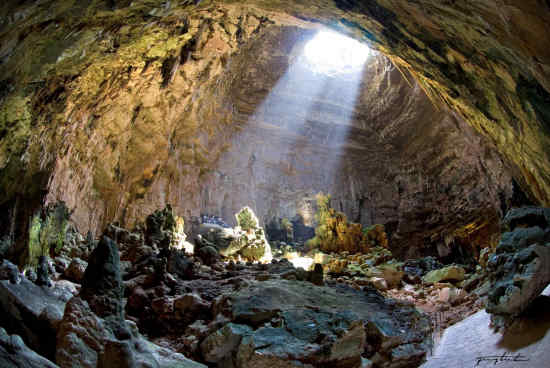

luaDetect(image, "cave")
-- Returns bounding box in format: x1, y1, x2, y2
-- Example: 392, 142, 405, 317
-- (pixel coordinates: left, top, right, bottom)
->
0, 1, 549, 367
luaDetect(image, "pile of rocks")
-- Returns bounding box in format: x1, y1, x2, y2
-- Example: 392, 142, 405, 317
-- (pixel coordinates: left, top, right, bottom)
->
0, 204, 439, 368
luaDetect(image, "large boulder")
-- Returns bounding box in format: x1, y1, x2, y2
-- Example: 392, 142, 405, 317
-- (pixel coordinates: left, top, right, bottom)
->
56, 297, 206, 368
63, 258, 88, 284
196, 245, 220, 266
198, 223, 236, 251
0, 327, 58, 368
486, 207, 550, 329
56, 297, 111, 368
200, 323, 252, 363
167, 249, 195, 279
422, 265, 465, 284
0, 260, 66, 360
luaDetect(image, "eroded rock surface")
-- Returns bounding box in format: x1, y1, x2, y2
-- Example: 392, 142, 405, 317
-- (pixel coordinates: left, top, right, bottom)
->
486, 207, 550, 329
0, 260, 67, 360
0, 327, 58, 368
0, 0, 523, 264
212, 279, 430, 368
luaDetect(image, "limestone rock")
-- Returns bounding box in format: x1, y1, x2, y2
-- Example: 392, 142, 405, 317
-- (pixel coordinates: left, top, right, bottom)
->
0, 327, 58, 368
198, 224, 236, 252
486, 207, 550, 329
368, 263, 404, 289
167, 250, 194, 280
404, 257, 443, 278
370, 277, 388, 291
221, 279, 429, 367
196, 245, 220, 266
220, 208, 273, 262
422, 266, 465, 284
56, 297, 111, 368
0, 259, 21, 284
174, 293, 210, 321
0, 265, 66, 360
200, 323, 252, 363
35, 255, 51, 287
80, 236, 124, 320
56, 297, 206, 368
438, 287, 467, 305
63, 258, 88, 284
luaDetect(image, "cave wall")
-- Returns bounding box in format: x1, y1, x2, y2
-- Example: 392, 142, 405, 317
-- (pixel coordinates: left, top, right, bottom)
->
0, 0, 546, 258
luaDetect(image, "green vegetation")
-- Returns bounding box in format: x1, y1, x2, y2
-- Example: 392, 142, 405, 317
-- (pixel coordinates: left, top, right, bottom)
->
24, 202, 70, 268
306, 193, 388, 254
236, 206, 258, 232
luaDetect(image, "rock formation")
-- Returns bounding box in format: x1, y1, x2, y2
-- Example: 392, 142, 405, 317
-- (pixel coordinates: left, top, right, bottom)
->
486, 207, 550, 330
80, 236, 124, 320
1, 0, 550, 367
0, 327, 58, 368
0, 0, 529, 263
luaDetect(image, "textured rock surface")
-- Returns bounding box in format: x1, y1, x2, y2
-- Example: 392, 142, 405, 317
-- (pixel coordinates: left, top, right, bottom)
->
62, 257, 87, 284
56, 296, 206, 368
0, 0, 526, 261
200, 323, 252, 363
0, 261, 66, 360
215, 279, 430, 367
486, 207, 550, 329
0, 327, 58, 368
80, 236, 124, 320
422, 265, 466, 284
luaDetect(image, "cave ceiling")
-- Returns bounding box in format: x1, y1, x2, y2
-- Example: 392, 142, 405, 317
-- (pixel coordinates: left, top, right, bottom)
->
0, 0, 549, 256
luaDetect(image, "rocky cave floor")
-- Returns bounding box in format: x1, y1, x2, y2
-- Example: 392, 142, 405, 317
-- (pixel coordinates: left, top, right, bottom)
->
1, 206, 549, 368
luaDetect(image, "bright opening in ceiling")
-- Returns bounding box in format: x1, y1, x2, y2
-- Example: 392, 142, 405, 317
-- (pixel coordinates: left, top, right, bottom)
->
304, 30, 371, 74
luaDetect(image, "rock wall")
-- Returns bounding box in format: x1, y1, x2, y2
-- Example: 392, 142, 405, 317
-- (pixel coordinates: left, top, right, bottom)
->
0, 0, 540, 259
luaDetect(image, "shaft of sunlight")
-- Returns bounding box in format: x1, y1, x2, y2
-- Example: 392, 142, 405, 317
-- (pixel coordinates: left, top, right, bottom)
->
234, 28, 372, 225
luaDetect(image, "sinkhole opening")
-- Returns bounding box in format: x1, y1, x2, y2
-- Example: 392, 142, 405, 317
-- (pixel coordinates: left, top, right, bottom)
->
303, 30, 372, 74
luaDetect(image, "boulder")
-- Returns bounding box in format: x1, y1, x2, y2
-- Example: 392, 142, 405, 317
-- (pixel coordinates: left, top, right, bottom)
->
422, 265, 465, 284
370, 277, 388, 291
198, 223, 236, 251
236, 327, 317, 368
369, 263, 404, 289
438, 287, 467, 305
502, 206, 550, 231
200, 323, 252, 363
56, 297, 111, 368
63, 258, 88, 284
167, 250, 195, 279
0, 327, 58, 368
0, 259, 21, 284
486, 207, 550, 329
403, 257, 443, 278
56, 297, 206, 368
174, 293, 210, 320
308, 263, 324, 286
0, 262, 66, 360
196, 245, 220, 266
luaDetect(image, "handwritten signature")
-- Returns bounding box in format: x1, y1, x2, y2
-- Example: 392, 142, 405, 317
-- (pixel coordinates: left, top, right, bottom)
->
475, 352, 529, 366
